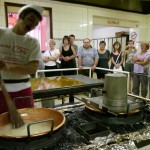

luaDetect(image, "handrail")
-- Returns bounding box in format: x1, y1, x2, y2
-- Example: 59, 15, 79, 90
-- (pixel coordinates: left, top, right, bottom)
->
127, 93, 150, 102
35, 67, 91, 78
35, 67, 149, 99
95, 67, 130, 93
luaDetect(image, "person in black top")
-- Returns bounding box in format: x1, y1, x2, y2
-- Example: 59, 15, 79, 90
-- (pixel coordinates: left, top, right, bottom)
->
110, 41, 125, 71
60, 35, 76, 75
96, 41, 110, 80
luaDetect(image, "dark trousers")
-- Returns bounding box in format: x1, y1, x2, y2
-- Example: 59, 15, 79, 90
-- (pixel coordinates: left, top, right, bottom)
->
132, 74, 148, 97
61, 61, 77, 75
78, 69, 93, 77
45, 65, 61, 77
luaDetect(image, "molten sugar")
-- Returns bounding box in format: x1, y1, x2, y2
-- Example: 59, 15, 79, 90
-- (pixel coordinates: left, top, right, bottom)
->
0, 120, 51, 137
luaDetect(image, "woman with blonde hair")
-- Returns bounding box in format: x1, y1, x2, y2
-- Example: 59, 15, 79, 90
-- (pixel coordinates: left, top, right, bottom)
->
43, 39, 61, 77
132, 42, 150, 98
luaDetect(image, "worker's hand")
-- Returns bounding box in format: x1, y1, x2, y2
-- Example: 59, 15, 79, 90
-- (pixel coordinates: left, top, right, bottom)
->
63, 56, 70, 62
135, 57, 143, 62
115, 64, 120, 69
43, 57, 49, 63
91, 65, 96, 70
79, 66, 83, 70
62, 56, 66, 61
137, 58, 143, 62
125, 45, 129, 50
8, 106, 24, 129
65, 56, 71, 62
0, 60, 6, 70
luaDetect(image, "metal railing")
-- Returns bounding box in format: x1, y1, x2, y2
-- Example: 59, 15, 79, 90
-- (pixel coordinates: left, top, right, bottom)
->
95, 67, 130, 93
35, 67, 92, 78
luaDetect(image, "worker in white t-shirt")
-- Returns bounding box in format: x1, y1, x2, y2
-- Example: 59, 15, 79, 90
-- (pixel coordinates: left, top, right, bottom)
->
0, 4, 44, 126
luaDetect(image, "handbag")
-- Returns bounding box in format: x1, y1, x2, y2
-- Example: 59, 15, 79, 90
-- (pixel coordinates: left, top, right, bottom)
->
113, 66, 123, 73
49, 51, 61, 69
113, 52, 123, 73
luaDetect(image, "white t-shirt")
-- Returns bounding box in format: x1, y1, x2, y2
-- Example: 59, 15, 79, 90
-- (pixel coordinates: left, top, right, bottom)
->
0, 28, 41, 92
43, 48, 60, 66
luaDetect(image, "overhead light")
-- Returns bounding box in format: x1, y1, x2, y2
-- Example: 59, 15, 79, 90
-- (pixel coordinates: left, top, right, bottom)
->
80, 24, 88, 27
130, 29, 135, 32
80, 22, 93, 27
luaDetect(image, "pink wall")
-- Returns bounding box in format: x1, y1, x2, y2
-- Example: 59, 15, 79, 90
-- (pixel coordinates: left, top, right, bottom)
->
8, 13, 47, 51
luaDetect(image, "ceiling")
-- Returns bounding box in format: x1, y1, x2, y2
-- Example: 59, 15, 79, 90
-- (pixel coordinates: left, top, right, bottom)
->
52, 0, 150, 14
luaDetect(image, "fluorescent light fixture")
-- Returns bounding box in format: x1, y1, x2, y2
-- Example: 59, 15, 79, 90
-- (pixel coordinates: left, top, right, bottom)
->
80, 23, 88, 27
80, 22, 93, 27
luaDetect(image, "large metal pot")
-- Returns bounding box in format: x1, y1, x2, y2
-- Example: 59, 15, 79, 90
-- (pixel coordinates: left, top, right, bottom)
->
103, 73, 127, 113
0, 107, 65, 138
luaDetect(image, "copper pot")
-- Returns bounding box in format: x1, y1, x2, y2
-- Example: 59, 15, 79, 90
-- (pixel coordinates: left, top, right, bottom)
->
0, 107, 65, 138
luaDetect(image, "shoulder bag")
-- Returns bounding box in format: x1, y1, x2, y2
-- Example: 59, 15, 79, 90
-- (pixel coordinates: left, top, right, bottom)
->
113, 52, 122, 73
49, 51, 61, 69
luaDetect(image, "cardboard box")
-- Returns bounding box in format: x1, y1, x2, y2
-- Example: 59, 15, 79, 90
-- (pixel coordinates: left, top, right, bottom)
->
115, 31, 126, 37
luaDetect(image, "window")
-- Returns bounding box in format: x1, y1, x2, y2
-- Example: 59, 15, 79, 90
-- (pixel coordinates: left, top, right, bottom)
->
5, 2, 53, 52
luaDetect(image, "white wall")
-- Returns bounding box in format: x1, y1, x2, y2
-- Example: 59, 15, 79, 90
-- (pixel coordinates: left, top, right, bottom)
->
147, 14, 150, 42
89, 7, 148, 42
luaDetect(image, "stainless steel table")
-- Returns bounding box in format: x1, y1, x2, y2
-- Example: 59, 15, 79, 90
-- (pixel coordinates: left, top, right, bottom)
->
31, 75, 104, 103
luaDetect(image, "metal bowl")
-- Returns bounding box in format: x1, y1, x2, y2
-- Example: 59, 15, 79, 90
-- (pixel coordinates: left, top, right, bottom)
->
0, 107, 66, 138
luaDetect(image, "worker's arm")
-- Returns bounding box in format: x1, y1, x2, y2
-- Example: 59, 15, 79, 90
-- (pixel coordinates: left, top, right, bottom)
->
91, 58, 99, 70
136, 58, 149, 66
78, 56, 83, 69
0, 78, 24, 128
0, 60, 39, 75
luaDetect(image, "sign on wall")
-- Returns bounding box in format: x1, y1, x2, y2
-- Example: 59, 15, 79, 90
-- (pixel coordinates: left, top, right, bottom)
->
129, 28, 139, 49
129, 28, 139, 42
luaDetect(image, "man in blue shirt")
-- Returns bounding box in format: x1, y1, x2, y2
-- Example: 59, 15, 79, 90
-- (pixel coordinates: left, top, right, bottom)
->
77, 38, 99, 77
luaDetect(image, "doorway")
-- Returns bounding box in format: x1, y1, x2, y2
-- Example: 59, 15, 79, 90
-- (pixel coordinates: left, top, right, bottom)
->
92, 25, 130, 51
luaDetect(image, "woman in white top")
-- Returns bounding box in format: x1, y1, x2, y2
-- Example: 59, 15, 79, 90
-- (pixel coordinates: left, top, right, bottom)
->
43, 39, 61, 77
